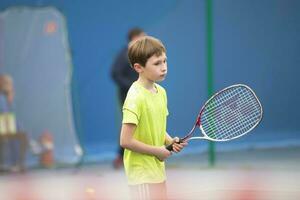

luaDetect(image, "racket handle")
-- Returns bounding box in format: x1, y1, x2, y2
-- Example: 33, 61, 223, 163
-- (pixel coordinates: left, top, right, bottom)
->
165, 139, 183, 151
166, 143, 174, 151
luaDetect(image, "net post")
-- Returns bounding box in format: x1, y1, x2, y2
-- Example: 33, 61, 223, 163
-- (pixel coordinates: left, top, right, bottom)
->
206, 0, 215, 167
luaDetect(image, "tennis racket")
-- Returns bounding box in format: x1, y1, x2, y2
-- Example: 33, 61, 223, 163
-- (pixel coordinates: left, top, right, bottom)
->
166, 84, 263, 151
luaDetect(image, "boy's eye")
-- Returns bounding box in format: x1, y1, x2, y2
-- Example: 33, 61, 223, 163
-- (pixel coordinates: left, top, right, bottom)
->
154, 59, 166, 65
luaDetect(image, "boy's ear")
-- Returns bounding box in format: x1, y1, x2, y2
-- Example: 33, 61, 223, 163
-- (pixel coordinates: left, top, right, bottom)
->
133, 63, 143, 73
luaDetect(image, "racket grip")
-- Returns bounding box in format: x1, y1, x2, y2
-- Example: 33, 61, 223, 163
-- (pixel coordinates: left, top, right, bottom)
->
165, 139, 183, 151
166, 143, 174, 151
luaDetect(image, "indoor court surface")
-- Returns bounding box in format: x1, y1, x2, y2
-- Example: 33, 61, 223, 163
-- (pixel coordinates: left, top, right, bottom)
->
0, 147, 299, 200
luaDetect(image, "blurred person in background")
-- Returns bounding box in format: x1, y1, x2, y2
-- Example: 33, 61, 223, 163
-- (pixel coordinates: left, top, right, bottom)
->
0, 74, 14, 106
111, 28, 145, 169
0, 74, 19, 172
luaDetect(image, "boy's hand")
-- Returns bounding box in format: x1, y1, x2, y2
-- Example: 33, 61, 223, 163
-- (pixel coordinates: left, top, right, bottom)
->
155, 146, 172, 161
170, 137, 188, 153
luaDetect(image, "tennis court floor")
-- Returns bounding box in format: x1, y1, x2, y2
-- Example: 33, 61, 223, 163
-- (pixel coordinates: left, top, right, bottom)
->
0, 147, 299, 200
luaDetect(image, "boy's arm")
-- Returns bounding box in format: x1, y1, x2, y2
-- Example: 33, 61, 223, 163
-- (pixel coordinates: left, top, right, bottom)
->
165, 132, 174, 145
120, 123, 171, 161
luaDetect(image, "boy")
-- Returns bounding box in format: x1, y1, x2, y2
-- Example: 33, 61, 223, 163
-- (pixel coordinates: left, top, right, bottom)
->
120, 36, 187, 200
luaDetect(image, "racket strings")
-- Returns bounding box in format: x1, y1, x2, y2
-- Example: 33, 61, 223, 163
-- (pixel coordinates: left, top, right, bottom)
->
204, 90, 259, 139
204, 91, 257, 130
201, 86, 262, 140
207, 90, 261, 139
204, 103, 259, 139
205, 99, 257, 127
204, 94, 259, 135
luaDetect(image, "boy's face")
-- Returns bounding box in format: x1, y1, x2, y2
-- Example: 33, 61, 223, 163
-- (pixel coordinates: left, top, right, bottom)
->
139, 52, 167, 82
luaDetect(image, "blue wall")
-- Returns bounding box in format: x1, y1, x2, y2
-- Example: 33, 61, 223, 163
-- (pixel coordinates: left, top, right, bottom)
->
1, 0, 299, 159
214, 0, 300, 131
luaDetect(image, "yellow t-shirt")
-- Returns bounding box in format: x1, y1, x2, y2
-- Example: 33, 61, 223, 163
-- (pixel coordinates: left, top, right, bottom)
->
122, 81, 169, 185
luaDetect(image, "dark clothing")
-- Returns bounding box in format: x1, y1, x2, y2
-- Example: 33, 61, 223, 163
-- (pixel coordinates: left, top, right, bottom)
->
111, 47, 138, 104
0, 93, 11, 113
111, 46, 138, 157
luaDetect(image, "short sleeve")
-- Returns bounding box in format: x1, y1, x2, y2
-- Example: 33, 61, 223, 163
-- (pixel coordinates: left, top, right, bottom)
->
122, 90, 141, 125
122, 109, 139, 125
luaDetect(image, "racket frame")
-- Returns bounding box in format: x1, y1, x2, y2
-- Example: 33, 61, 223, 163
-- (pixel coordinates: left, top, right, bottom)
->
180, 84, 263, 142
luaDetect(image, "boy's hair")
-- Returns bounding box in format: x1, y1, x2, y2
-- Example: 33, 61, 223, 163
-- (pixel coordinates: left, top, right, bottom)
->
128, 36, 166, 68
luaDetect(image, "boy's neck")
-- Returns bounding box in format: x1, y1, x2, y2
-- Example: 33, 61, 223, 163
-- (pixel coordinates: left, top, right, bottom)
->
137, 77, 157, 93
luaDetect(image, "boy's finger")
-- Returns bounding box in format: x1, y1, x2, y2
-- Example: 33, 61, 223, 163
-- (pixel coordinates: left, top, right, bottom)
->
173, 137, 180, 143
178, 141, 188, 146
173, 147, 180, 153
173, 143, 184, 149
181, 142, 188, 146
173, 145, 183, 152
